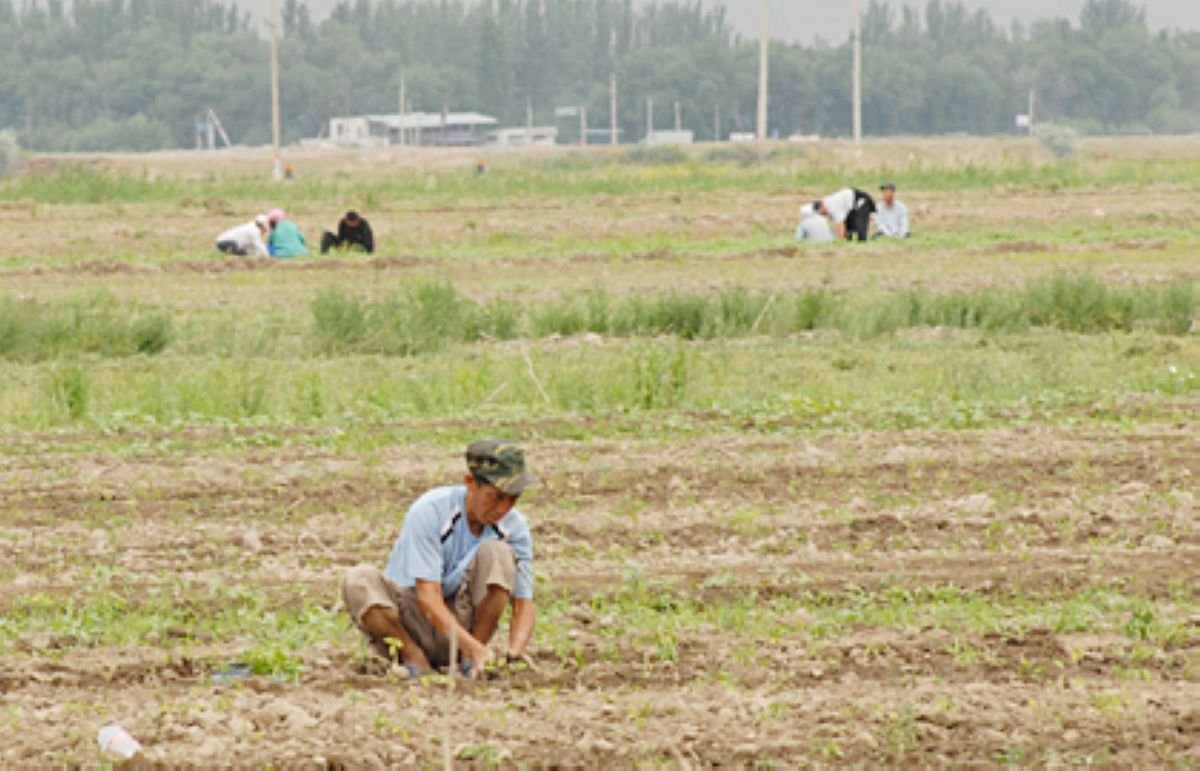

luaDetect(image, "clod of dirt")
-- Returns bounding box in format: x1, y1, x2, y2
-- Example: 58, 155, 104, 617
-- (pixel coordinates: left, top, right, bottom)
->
1117, 481, 1151, 497
16, 632, 57, 652
263, 699, 317, 731
958, 493, 995, 515
202, 198, 235, 216
1141, 534, 1176, 550
236, 530, 263, 552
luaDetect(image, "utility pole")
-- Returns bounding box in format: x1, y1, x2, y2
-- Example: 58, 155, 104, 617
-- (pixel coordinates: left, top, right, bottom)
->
610, 72, 618, 145
852, 0, 862, 145
646, 97, 653, 141
398, 72, 406, 146
270, 0, 282, 180
756, 0, 769, 141
674, 101, 682, 132
1028, 89, 1036, 135
580, 107, 588, 147
714, 103, 721, 142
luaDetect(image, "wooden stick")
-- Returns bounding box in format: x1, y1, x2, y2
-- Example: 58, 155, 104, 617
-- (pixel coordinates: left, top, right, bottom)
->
522, 349, 552, 405
443, 625, 457, 770
749, 292, 777, 335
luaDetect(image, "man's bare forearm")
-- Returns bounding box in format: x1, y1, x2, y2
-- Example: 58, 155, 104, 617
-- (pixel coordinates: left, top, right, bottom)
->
508, 598, 535, 655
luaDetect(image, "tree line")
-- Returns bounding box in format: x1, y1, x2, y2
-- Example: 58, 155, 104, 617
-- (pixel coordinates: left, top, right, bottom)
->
0, 0, 1195, 152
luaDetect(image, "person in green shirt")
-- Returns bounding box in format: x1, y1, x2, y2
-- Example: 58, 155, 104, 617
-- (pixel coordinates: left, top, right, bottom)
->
266, 208, 308, 258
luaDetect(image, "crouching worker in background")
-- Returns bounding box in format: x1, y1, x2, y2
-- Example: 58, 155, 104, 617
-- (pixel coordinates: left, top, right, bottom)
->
811, 187, 876, 242
266, 208, 308, 258
320, 210, 375, 254
215, 214, 270, 257
873, 182, 910, 239
795, 204, 834, 245
341, 440, 538, 680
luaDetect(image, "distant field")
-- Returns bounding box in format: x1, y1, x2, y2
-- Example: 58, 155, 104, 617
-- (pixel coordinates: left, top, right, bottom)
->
0, 136, 1196, 765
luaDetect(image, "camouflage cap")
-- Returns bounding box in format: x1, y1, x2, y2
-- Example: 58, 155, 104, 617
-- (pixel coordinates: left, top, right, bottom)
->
465, 439, 539, 496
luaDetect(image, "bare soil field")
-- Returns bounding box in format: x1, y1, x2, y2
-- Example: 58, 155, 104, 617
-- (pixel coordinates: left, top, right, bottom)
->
0, 137, 1197, 765
1, 421, 1196, 765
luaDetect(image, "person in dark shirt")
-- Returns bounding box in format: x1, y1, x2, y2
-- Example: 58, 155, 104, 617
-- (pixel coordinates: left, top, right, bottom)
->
320, 210, 375, 254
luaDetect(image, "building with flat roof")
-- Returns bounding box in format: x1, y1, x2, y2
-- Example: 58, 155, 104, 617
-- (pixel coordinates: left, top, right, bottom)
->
330, 112, 499, 147
329, 113, 560, 149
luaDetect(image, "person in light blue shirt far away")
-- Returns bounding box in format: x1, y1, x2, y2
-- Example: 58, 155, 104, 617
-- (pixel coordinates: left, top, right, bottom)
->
795, 205, 835, 245
873, 182, 910, 239
341, 439, 538, 679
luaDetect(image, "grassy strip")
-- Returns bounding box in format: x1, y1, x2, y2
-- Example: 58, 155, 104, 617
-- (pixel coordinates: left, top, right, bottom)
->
0, 276, 1193, 363
0, 332, 1193, 430
319, 275, 1192, 355
536, 574, 1197, 662
2, 574, 1192, 679
5, 155, 1200, 205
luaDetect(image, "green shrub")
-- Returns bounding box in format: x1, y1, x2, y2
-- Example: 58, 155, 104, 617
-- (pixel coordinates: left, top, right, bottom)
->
132, 314, 174, 354
0, 293, 175, 361
1159, 280, 1196, 335
310, 279, 483, 356
46, 364, 90, 421
765, 144, 810, 162
539, 152, 597, 172
311, 289, 368, 353
1036, 124, 1080, 158
701, 144, 760, 167
632, 342, 692, 409
620, 145, 688, 166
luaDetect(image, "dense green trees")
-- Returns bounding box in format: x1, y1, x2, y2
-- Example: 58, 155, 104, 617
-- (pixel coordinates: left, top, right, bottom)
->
0, 0, 1195, 151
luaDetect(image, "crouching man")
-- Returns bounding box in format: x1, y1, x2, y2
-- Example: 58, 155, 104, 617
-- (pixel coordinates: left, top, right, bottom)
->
341, 439, 537, 679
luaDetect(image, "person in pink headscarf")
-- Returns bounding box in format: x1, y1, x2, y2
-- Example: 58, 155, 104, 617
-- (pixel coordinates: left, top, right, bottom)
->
265, 208, 307, 258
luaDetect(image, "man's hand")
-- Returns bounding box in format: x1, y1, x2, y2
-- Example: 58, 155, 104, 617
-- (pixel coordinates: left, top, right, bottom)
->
463, 640, 494, 679
505, 650, 537, 671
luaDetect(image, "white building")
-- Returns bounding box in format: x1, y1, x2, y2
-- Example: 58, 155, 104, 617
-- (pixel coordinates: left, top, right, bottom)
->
489, 127, 559, 148
644, 130, 694, 146
329, 112, 500, 147
329, 113, 559, 149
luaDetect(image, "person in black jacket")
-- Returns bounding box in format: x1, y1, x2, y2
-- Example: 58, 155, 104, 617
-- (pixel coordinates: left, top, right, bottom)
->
320, 210, 375, 254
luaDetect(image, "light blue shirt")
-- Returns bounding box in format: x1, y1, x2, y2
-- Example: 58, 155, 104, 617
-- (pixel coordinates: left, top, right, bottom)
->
385, 485, 534, 600
876, 200, 909, 237
795, 215, 834, 244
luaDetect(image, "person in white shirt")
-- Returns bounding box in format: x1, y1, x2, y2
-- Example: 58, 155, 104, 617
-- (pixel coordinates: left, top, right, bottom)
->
215, 214, 270, 257
810, 187, 876, 242
873, 182, 910, 239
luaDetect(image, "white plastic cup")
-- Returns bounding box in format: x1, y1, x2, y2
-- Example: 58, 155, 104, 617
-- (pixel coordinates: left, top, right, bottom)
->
98, 725, 142, 759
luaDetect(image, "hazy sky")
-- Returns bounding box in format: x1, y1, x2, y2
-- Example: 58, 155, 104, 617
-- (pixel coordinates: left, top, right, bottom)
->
292, 0, 1200, 41
746, 0, 1200, 43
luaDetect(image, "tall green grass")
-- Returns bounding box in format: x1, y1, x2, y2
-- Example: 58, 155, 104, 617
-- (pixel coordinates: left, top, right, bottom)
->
0, 277, 1190, 364
312, 276, 1195, 355
0, 292, 172, 361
